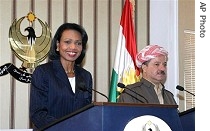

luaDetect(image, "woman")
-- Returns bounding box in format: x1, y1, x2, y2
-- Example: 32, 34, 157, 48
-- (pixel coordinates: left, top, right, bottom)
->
29, 23, 92, 129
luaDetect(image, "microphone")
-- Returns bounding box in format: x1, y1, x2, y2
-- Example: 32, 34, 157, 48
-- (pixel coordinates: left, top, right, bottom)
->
176, 85, 195, 96
117, 83, 149, 103
79, 83, 109, 101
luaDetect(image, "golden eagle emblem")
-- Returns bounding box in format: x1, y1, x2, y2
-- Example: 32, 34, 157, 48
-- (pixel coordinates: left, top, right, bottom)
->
9, 12, 51, 69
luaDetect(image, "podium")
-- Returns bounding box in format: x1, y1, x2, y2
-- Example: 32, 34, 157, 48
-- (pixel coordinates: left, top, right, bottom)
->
40, 102, 183, 131
179, 107, 195, 131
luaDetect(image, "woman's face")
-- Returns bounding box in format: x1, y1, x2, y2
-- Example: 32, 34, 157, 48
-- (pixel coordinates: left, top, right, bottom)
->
57, 29, 82, 62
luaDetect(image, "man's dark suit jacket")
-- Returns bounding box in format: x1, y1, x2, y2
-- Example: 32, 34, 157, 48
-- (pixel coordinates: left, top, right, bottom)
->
29, 60, 92, 129
118, 78, 177, 105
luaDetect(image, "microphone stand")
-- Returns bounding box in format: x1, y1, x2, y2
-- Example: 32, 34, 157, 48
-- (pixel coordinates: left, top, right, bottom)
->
184, 89, 195, 96
92, 88, 109, 101
118, 83, 149, 103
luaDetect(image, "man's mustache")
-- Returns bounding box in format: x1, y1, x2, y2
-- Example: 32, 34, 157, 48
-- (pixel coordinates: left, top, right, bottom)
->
158, 70, 166, 75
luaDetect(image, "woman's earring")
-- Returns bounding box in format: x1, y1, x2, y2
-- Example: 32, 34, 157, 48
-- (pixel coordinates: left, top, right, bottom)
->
56, 42, 59, 51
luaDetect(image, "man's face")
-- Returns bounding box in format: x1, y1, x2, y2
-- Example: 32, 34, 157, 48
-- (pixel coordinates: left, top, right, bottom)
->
142, 55, 167, 84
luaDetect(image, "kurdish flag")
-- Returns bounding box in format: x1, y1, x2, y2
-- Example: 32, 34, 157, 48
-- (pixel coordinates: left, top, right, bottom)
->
108, 0, 140, 102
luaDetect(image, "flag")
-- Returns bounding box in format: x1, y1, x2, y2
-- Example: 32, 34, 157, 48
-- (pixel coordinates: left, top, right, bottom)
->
108, 0, 140, 102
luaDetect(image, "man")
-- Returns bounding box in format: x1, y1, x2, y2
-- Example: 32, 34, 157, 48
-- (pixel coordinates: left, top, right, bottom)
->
118, 45, 177, 105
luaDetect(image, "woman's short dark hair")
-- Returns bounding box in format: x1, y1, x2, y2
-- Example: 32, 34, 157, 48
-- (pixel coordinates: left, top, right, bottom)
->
48, 23, 88, 65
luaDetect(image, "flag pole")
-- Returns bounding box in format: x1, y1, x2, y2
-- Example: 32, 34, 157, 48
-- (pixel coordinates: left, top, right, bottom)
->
129, 0, 140, 77
129, 0, 135, 21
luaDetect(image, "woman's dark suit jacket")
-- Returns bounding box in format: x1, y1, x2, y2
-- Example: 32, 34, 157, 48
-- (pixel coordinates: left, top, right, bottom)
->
29, 60, 92, 129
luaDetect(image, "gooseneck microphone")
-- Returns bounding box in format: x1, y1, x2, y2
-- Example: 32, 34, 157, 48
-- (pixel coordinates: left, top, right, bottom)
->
176, 85, 195, 96
79, 83, 109, 101
117, 83, 149, 103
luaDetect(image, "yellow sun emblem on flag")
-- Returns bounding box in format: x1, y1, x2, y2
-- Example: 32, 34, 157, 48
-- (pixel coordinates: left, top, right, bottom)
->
122, 68, 140, 86
117, 68, 141, 94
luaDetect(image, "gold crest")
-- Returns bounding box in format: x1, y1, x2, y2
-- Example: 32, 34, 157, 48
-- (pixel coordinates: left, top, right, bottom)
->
9, 12, 51, 69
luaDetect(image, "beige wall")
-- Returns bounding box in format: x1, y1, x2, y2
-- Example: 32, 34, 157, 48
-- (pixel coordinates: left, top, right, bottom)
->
0, 0, 148, 129
178, 0, 195, 111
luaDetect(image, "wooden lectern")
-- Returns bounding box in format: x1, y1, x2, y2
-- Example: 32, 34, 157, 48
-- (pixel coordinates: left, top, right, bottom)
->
40, 102, 183, 131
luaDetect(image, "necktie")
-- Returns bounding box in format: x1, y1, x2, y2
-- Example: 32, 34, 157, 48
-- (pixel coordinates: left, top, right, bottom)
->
155, 85, 164, 104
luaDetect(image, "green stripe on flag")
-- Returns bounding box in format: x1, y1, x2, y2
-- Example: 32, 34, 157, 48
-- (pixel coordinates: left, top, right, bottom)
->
109, 69, 119, 102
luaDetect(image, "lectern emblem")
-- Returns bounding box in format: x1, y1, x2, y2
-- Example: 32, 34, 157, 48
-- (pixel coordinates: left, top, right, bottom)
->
123, 115, 171, 131
0, 12, 51, 83
142, 120, 160, 131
